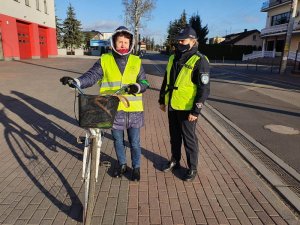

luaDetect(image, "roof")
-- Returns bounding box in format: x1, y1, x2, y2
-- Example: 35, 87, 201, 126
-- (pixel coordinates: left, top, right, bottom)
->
82, 30, 103, 35
221, 29, 260, 45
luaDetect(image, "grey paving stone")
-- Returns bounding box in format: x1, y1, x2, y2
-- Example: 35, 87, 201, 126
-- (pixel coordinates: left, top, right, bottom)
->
27, 209, 47, 224
114, 215, 126, 225
2, 209, 23, 224
18, 204, 39, 220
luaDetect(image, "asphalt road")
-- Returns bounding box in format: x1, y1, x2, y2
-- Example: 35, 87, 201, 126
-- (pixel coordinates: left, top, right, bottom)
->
142, 52, 300, 174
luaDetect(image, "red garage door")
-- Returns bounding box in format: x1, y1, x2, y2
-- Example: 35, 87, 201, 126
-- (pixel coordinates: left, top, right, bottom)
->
0, 21, 4, 60
17, 21, 31, 59
39, 27, 48, 58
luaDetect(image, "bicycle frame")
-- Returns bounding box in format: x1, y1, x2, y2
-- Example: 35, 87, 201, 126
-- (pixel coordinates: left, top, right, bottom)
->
72, 81, 128, 183
68, 80, 129, 225
82, 128, 102, 183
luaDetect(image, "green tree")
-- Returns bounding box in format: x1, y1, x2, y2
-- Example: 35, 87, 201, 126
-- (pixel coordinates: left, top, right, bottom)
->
62, 3, 83, 54
165, 10, 187, 53
178, 10, 187, 28
151, 37, 155, 50
189, 14, 209, 44
83, 32, 93, 50
55, 16, 63, 46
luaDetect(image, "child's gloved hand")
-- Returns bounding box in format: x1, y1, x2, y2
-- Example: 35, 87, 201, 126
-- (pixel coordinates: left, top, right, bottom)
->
126, 84, 139, 95
60, 76, 76, 88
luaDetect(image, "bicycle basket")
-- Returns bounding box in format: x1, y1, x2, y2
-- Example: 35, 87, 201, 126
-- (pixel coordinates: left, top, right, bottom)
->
78, 94, 120, 129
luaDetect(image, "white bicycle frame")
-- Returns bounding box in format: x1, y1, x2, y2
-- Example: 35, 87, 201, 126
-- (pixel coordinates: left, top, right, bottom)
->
82, 128, 102, 183
68, 81, 127, 225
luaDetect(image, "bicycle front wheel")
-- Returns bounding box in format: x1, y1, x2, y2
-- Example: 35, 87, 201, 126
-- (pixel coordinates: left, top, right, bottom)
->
83, 137, 97, 225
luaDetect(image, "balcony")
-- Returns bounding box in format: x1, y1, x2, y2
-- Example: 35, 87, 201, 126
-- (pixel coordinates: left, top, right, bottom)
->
261, 22, 300, 36
261, 0, 291, 12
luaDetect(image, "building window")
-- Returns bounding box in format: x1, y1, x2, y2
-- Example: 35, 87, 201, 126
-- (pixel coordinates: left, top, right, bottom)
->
25, 0, 30, 6
36, 0, 40, 10
253, 35, 257, 41
271, 12, 290, 26
44, 0, 48, 14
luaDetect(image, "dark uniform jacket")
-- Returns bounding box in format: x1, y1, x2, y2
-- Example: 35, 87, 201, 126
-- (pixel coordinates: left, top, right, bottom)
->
159, 46, 210, 116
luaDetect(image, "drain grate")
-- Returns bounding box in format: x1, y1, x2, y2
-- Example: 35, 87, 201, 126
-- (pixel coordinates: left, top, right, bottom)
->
205, 106, 300, 198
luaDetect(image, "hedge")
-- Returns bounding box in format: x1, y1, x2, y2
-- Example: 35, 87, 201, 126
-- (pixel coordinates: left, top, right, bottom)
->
198, 44, 258, 61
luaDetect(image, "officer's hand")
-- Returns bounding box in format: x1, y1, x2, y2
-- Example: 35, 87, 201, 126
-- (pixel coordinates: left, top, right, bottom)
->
126, 84, 139, 95
159, 104, 166, 112
188, 114, 198, 122
60, 76, 76, 88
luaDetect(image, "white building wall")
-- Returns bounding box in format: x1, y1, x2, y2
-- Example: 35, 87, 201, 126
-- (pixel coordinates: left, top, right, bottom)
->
101, 32, 113, 40
0, 0, 55, 28
266, 4, 300, 28
236, 33, 263, 47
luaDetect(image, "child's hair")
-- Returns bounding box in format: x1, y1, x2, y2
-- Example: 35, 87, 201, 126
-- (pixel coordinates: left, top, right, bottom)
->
113, 31, 132, 43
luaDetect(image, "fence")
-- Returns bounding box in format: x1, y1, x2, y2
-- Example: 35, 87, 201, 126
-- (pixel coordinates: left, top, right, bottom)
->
242, 50, 300, 62
242, 50, 276, 61
57, 48, 84, 56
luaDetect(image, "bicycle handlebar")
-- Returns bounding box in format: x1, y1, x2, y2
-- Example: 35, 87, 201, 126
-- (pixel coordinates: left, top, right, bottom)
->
68, 80, 129, 96
68, 81, 85, 95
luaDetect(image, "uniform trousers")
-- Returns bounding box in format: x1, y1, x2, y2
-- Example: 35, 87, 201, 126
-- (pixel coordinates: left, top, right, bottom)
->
168, 110, 199, 170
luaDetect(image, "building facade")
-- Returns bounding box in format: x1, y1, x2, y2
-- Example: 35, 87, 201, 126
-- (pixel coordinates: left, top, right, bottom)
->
221, 29, 263, 48
209, 37, 225, 44
100, 32, 113, 40
261, 0, 300, 53
0, 0, 57, 60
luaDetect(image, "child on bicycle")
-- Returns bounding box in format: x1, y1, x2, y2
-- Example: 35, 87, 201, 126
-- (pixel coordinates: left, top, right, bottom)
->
60, 26, 149, 181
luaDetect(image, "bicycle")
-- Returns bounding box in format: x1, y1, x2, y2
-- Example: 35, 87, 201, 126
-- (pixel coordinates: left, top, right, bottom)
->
63, 80, 129, 225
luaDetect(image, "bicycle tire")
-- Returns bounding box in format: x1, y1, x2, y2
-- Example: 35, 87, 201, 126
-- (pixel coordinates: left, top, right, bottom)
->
84, 137, 97, 225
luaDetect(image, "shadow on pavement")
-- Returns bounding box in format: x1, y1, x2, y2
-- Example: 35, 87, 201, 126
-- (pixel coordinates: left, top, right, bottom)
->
211, 66, 300, 91
208, 97, 300, 118
12, 91, 77, 125
0, 92, 83, 222
102, 131, 170, 178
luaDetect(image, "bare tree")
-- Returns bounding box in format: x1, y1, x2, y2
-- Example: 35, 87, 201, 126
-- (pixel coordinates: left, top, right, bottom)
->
122, 0, 156, 53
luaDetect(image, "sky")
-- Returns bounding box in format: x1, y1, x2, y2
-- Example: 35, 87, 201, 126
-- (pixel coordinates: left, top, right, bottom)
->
54, 0, 267, 45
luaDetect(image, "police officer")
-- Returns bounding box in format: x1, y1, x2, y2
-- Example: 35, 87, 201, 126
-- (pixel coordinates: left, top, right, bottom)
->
159, 26, 210, 182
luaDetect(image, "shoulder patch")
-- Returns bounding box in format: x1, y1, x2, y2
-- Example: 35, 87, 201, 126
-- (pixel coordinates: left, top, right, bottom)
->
201, 73, 210, 84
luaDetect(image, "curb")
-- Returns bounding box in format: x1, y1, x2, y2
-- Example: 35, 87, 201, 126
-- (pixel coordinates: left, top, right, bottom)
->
202, 103, 300, 214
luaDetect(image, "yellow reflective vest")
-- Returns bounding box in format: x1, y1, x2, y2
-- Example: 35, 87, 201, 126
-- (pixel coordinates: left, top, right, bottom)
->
165, 54, 200, 110
99, 53, 143, 112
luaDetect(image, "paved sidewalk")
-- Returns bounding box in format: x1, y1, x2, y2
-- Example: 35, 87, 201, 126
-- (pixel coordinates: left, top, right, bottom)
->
0, 58, 299, 225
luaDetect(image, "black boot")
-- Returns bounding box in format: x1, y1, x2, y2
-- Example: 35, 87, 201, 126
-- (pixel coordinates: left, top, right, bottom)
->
183, 169, 197, 182
131, 167, 140, 181
114, 164, 127, 178
163, 160, 180, 172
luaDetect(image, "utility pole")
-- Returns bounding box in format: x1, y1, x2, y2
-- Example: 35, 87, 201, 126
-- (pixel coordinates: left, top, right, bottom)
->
280, 0, 298, 74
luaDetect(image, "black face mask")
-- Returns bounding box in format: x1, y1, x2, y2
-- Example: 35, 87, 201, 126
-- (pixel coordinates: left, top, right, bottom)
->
176, 43, 190, 53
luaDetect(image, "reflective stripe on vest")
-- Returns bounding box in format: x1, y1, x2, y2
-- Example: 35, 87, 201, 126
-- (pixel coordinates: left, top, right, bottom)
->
165, 54, 200, 110
99, 53, 143, 112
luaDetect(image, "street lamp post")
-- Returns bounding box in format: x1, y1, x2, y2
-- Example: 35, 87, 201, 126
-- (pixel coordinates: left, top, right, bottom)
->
279, 0, 298, 74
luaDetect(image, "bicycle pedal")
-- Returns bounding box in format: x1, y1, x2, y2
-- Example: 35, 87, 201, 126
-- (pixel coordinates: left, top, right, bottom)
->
100, 161, 111, 168
77, 136, 86, 144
